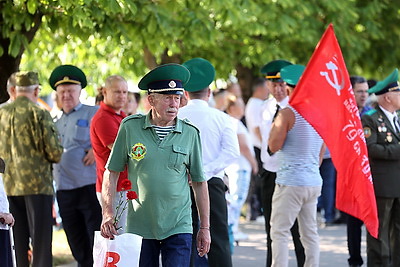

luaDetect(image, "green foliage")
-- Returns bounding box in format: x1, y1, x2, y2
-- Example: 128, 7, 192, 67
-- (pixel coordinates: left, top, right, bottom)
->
1, 0, 400, 99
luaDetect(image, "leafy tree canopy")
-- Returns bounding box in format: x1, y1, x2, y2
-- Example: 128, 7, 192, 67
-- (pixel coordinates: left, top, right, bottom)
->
1, 0, 399, 102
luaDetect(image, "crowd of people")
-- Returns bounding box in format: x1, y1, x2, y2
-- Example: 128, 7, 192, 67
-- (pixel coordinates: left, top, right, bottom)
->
0, 58, 399, 267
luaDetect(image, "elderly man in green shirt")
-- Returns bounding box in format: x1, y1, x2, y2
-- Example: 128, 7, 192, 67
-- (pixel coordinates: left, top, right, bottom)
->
101, 64, 210, 267
0, 71, 63, 267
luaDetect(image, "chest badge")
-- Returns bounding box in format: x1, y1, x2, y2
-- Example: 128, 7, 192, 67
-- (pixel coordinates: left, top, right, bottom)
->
131, 143, 147, 161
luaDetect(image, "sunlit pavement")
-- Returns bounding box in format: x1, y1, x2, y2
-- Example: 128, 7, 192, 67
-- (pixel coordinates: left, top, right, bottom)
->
232, 216, 367, 267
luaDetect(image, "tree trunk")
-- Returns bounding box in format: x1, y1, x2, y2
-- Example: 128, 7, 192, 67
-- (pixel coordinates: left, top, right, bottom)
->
0, 11, 42, 104
143, 47, 158, 70
236, 63, 258, 103
0, 38, 20, 104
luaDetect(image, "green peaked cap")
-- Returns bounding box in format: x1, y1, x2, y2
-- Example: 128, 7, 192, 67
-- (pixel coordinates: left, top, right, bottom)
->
138, 63, 190, 95
280, 64, 306, 87
49, 64, 87, 90
260, 59, 293, 81
182, 58, 216, 92
368, 68, 400, 95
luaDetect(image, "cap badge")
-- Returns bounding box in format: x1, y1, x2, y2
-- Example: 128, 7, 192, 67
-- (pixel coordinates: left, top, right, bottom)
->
168, 80, 176, 88
63, 76, 70, 81
131, 143, 147, 161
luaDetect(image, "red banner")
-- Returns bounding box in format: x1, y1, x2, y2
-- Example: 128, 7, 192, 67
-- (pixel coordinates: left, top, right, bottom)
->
289, 24, 378, 238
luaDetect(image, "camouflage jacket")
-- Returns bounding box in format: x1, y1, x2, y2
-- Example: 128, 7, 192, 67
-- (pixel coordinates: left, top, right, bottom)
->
0, 96, 63, 196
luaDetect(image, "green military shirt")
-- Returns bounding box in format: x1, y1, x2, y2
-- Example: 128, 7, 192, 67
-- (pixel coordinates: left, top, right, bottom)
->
107, 112, 205, 240
0, 96, 63, 196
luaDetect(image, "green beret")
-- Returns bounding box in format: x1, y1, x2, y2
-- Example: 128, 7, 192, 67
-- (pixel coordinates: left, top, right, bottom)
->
15, 71, 40, 86
260, 59, 293, 81
182, 58, 215, 92
49, 65, 87, 90
138, 63, 190, 95
368, 68, 400, 95
280, 64, 306, 87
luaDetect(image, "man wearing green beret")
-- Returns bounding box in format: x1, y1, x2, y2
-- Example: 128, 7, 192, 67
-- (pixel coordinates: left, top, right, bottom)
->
259, 60, 305, 267
361, 69, 400, 267
49, 65, 102, 267
0, 71, 63, 267
179, 58, 240, 267
101, 63, 210, 266
268, 64, 324, 267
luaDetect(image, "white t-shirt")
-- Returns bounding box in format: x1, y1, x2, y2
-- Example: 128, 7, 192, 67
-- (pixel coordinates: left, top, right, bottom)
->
227, 117, 254, 172
245, 97, 265, 148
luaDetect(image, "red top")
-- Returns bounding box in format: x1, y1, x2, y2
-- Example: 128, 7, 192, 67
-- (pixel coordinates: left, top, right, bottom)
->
90, 101, 128, 192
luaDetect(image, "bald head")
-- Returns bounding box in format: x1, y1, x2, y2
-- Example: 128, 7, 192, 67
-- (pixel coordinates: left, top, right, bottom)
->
103, 75, 128, 112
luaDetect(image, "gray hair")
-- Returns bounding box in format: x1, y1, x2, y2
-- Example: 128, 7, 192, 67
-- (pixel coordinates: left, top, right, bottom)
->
6, 72, 17, 92
15, 84, 38, 92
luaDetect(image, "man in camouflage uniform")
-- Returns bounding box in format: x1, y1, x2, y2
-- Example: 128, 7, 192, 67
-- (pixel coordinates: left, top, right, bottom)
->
0, 71, 63, 267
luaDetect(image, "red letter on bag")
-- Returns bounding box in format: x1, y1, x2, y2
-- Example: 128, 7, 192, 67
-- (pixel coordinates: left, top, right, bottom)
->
104, 251, 120, 267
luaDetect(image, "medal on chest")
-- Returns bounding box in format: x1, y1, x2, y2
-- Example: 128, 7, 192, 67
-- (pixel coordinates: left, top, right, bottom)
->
386, 132, 393, 143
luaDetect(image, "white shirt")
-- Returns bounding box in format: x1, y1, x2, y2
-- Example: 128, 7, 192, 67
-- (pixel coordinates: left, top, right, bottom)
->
0, 174, 9, 230
380, 105, 399, 132
260, 96, 289, 172
245, 97, 265, 148
178, 99, 240, 180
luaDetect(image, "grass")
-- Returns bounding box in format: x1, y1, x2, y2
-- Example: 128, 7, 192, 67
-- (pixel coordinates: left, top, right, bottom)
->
52, 228, 74, 266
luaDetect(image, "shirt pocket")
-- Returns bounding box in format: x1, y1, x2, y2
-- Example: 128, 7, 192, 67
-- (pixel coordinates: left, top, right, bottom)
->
168, 145, 188, 172
74, 119, 90, 143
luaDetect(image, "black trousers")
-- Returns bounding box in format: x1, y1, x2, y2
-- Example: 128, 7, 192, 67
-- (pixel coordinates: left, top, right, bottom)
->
0, 229, 13, 267
57, 184, 102, 267
346, 213, 364, 265
8, 194, 53, 267
367, 197, 400, 267
260, 169, 305, 267
248, 147, 263, 220
191, 177, 232, 267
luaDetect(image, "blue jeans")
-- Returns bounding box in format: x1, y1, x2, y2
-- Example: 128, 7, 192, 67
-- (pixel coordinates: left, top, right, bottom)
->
139, 233, 192, 267
227, 169, 251, 234
318, 158, 337, 223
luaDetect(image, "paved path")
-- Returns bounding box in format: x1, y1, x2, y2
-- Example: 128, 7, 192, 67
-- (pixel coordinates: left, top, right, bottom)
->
57, 217, 366, 266
233, 217, 366, 266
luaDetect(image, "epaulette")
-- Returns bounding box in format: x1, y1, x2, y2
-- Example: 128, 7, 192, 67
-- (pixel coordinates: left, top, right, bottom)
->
181, 118, 200, 132
122, 113, 144, 123
364, 109, 377, 116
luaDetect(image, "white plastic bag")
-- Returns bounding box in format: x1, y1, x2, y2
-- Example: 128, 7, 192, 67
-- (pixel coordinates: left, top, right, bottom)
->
93, 231, 142, 267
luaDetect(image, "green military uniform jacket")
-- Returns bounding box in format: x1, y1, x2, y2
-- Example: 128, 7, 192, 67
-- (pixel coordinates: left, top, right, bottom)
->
362, 106, 400, 197
0, 96, 63, 196
107, 112, 205, 240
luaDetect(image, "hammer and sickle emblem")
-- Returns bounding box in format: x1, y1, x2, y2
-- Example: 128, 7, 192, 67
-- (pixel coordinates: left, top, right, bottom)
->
320, 61, 345, 96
